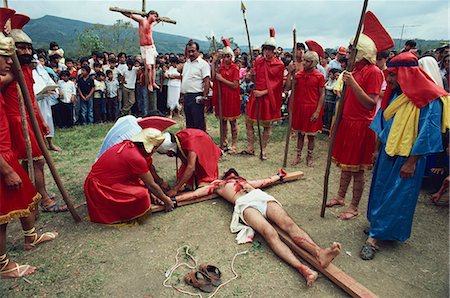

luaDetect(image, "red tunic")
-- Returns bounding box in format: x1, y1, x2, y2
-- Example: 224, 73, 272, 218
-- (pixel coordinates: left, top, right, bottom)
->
0, 93, 40, 225
212, 62, 241, 120
332, 62, 383, 172
292, 69, 325, 133
246, 57, 285, 127
175, 129, 222, 188
84, 141, 153, 224
2, 65, 44, 160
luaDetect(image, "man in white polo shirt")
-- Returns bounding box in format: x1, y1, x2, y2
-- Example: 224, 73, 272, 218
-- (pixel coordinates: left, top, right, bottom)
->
181, 41, 210, 131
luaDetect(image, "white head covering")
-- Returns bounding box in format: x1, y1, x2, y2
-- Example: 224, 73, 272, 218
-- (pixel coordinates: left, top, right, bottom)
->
157, 132, 178, 154
418, 56, 444, 88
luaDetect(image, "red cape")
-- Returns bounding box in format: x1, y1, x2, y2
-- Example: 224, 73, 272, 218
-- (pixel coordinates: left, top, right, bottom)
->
212, 62, 241, 120
176, 129, 222, 186
246, 57, 285, 123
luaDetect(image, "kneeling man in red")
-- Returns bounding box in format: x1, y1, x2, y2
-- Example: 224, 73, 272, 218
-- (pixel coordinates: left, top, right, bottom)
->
84, 117, 176, 224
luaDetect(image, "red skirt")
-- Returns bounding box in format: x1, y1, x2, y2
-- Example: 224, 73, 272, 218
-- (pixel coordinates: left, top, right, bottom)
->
213, 84, 241, 120
332, 118, 375, 172
245, 93, 281, 127
0, 151, 40, 224
292, 103, 323, 134
84, 175, 151, 224
8, 115, 43, 160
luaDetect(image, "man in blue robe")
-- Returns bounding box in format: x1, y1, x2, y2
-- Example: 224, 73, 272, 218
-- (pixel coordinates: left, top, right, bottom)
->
361, 52, 449, 260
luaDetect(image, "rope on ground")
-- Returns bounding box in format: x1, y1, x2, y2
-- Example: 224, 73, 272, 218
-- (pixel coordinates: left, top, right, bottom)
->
162, 245, 248, 298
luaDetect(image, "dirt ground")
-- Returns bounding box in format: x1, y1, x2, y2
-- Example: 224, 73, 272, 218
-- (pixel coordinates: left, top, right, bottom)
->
1, 115, 448, 297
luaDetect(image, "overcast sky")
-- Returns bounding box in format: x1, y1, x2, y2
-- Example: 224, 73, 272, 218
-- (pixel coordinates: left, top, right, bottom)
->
8, 0, 449, 50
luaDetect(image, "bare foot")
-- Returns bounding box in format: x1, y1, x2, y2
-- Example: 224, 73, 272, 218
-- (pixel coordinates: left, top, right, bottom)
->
0, 261, 36, 278
24, 231, 59, 251
306, 156, 314, 167
325, 196, 345, 208
261, 152, 267, 160
298, 266, 318, 287
291, 156, 302, 166
317, 242, 341, 268
49, 145, 62, 152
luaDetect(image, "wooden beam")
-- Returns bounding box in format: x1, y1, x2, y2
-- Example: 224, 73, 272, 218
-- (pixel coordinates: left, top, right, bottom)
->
109, 6, 176, 24
151, 171, 304, 213
274, 226, 378, 298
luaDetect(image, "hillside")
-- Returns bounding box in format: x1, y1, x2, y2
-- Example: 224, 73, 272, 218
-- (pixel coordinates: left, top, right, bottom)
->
26, 15, 210, 58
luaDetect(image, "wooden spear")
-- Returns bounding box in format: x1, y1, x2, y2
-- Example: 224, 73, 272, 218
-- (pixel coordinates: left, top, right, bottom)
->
211, 33, 225, 149
282, 25, 297, 168
240, 1, 263, 160
320, 0, 369, 218
11, 54, 81, 222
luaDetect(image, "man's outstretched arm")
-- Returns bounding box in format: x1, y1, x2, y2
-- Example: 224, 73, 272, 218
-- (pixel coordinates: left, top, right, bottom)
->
248, 169, 286, 188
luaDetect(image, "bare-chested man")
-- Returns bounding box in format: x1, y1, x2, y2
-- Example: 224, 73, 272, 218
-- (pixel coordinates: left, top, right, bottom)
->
173, 169, 341, 287
122, 10, 159, 91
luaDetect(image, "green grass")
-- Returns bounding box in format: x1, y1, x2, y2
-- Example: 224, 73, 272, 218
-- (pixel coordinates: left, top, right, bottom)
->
1, 114, 448, 297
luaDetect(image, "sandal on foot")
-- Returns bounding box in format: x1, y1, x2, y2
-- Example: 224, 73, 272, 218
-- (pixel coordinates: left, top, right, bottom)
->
23, 227, 58, 251
198, 264, 222, 286
325, 198, 346, 208
40, 200, 68, 212
337, 209, 360, 220
0, 254, 34, 279
238, 149, 255, 156
184, 271, 215, 293
360, 242, 379, 260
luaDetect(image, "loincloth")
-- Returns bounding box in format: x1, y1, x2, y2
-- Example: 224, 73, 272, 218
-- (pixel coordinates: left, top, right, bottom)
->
140, 45, 158, 65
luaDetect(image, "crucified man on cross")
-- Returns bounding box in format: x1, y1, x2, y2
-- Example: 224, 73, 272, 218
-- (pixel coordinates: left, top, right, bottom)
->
173, 168, 342, 287
121, 10, 159, 91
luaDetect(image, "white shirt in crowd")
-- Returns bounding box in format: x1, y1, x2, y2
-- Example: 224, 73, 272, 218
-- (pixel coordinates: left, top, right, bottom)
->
58, 80, 76, 103
94, 79, 106, 98
328, 59, 342, 71
106, 78, 120, 98
180, 56, 210, 94
123, 66, 139, 89
117, 63, 128, 74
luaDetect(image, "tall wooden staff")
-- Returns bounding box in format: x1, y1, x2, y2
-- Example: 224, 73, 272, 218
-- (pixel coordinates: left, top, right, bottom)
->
240, 1, 263, 160
282, 26, 297, 168
320, 0, 369, 218
211, 33, 224, 149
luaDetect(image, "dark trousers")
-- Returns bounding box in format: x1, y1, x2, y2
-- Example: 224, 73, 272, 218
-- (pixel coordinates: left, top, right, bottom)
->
157, 85, 168, 115
183, 92, 205, 131
323, 92, 337, 130
94, 97, 107, 123
106, 96, 118, 122
52, 102, 74, 128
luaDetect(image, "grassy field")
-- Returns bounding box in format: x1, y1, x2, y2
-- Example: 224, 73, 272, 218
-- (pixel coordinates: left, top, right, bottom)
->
1, 114, 448, 297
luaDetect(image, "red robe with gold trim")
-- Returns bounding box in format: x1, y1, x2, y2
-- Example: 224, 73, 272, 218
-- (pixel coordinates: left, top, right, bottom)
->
292, 69, 325, 133
2, 64, 45, 160
212, 62, 241, 120
332, 62, 383, 172
175, 129, 222, 188
246, 57, 284, 126
84, 141, 153, 224
0, 92, 40, 225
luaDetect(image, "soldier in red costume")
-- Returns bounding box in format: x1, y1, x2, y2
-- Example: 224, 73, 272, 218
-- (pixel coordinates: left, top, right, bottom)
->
157, 129, 222, 196
84, 117, 176, 224
326, 12, 394, 220
2, 13, 67, 212
242, 28, 285, 160
211, 38, 241, 153
285, 40, 325, 167
0, 8, 57, 279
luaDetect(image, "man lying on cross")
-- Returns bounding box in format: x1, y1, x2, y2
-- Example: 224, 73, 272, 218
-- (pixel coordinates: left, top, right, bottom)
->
172, 168, 341, 287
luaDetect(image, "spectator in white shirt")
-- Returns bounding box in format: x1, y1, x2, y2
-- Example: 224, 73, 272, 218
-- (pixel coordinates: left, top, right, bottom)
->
57, 70, 76, 128
120, 59, 139, 116
105, 69, 120, 121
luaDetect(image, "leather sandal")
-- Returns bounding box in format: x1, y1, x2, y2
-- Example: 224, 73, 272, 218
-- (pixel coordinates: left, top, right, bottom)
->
183, 271, 215, 293
0, 254, 34, 279
198, 264, 222, 286
23, 227, 58, 251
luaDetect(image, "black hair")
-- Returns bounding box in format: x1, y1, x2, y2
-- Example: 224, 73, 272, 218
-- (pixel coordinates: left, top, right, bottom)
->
60, 70, 70, 77
81, 65, 91, 73
222, 168, 241, 179
376, 51, 389, 60
186, 41, 200, 51
405, 40, 416, 47
148, 10, 159, 17
108, 57, 117, 63
49, 41, 58, 49
117, 52, 127, 59
93, 62, 101, 68
105, 69, 112, 75
329, 68, 341, 75
169, 56, 179, 64
96, 71, 105, 77
65, 58, 74, 64
91, 50, 99, 57
126, 58, 134, 66
296, 42, 306, 50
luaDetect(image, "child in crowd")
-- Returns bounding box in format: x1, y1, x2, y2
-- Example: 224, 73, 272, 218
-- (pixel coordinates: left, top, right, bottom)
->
77, 65, 95, 124
57, 70, 76, 128
105, 70, 120, 121
93, 71, 107, 123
